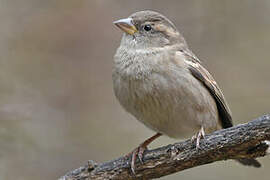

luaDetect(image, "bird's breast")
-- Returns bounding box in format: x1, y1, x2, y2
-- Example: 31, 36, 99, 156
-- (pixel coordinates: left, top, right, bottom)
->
113, 48, 219, 138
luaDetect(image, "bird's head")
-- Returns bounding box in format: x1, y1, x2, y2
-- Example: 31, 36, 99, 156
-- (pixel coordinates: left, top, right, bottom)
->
114, 10, 185, 48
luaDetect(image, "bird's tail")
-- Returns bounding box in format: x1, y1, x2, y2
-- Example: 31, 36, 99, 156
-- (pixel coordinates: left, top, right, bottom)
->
236, 158, 261, 168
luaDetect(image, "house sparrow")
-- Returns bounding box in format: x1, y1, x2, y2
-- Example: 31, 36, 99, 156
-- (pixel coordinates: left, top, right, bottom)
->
113, 10, 261, 173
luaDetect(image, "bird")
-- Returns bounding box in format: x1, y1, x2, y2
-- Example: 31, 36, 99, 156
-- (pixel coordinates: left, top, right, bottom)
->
112, 10, 261, 174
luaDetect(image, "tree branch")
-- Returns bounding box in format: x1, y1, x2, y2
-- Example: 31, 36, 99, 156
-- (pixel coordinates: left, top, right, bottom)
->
59, 114, 270, 180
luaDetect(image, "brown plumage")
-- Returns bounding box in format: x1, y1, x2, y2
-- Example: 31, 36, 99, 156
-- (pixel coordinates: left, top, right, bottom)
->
113, 10, 261, 173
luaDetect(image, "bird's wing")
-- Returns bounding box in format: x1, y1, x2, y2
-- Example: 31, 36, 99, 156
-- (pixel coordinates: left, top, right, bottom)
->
182, 51, 233, 128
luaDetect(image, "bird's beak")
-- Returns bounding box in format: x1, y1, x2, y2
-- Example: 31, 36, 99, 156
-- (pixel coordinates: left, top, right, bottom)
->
113, 18, 138, 35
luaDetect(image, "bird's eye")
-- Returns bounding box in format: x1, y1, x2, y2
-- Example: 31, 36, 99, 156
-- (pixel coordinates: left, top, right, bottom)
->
144, 24, 152, 31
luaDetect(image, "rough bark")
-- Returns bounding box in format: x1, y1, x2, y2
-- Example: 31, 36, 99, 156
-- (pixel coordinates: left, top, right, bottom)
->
59, 114, 270, 180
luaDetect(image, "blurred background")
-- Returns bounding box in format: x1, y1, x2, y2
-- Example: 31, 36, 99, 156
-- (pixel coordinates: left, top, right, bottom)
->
0, 0, 269, 179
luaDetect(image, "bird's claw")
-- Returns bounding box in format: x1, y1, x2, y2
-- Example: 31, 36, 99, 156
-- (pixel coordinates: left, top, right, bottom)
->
138, 146, 147, 163
126, 133, 162, 175
192, 126, 205, 149
130, 145, 147, 174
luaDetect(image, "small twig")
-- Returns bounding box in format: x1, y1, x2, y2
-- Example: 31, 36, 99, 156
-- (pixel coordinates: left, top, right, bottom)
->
59, 114, 270, 180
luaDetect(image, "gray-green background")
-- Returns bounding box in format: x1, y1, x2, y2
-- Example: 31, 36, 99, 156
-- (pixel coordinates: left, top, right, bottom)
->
0, 0, 269, 179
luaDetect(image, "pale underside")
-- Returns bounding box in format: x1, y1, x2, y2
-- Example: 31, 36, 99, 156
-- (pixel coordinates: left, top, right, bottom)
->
113, 38, 221, 138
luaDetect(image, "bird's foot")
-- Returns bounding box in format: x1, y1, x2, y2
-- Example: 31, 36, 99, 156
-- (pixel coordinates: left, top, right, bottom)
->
191, 126, 205, 149
125, 133, 162, 174
130, 144, 147, 174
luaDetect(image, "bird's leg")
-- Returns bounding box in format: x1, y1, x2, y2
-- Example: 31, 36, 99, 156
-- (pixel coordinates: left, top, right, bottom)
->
191, 126, 205, 149
128, 132, 162, 174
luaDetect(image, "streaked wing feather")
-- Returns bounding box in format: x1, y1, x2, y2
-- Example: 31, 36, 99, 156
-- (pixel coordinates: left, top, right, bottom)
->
188, 62, 233, 128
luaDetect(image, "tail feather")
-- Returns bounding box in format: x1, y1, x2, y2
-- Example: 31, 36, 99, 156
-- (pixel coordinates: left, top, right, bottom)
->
236, 158, 261, 168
